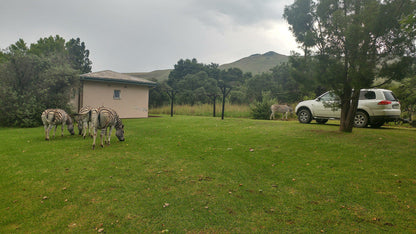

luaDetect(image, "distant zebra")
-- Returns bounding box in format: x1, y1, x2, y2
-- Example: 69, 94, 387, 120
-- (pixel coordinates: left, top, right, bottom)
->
91, 107, 125, 149
270, 104, 293, 120
77, 106, 93, 138
41, 109, 75, 140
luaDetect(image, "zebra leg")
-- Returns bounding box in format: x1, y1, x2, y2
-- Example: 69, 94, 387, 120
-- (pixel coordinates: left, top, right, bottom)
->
83, 121, 88, 139
107, 126, 114, 145
88, 122, 93, 137
270, 112, 274, 120
52, 125, 57, 138
100, 128, 106, 148
92, 127, 97, 149
61, 123, 65, 137
45, 124, 51, 140
44, 124, 48, 140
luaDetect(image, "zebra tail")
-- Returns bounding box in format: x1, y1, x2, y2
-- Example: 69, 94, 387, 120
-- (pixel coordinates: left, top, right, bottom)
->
98, 111, 101, 127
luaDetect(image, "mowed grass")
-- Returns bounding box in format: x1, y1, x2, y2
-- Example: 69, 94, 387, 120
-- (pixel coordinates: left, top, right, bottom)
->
1, 116, 416, 233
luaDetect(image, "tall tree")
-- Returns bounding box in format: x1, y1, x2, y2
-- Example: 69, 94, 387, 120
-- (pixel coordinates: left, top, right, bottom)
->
29, 35, 66, 57
167, 58, 204, 90
284, 0, 416, 132
65, 38, 92, 73
219, 68, 242, 120
394, 77, 416, 121
8, 39, 29, 55
0, 37, 81, 127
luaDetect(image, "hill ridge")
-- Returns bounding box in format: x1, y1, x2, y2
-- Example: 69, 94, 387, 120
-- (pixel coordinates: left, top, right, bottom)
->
128, 51, 289, 81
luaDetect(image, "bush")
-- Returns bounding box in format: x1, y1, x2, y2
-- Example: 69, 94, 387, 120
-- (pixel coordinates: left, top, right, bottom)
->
0, 53, 78, 127
250, 91, 276, 120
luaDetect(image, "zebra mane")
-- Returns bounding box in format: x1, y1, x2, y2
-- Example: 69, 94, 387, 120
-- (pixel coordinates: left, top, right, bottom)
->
115, 115, 123, 129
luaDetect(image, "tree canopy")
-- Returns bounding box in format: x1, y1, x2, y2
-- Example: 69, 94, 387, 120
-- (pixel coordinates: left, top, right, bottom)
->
0, 36, 92, 127
284, 0, 416, 132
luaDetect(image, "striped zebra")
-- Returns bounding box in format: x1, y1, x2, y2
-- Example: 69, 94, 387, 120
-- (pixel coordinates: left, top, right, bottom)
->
91, 107, 125, 149
41, 109, 75, 140
270, 104, 293, 120
77, 106, 93, 138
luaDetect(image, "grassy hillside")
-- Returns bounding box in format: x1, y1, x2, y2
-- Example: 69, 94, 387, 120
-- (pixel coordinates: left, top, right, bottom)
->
219, 51, 289, 75
126, 69, 171, 82
127, 51, 289, 82
1, 116, 415, 232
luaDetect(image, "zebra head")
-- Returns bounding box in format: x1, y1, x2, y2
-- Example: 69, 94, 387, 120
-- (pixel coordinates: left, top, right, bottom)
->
77, 119, 83, 135
115, 122, 125, 141
66, 117, 75, 135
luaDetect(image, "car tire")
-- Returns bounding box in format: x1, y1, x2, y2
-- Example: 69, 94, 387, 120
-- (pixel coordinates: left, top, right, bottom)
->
354, 111, 368, 128
298, 108, 312, 124
316, 119, 328, 124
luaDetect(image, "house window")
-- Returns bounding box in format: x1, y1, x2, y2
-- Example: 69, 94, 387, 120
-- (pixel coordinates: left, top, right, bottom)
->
113, 90, 121, 100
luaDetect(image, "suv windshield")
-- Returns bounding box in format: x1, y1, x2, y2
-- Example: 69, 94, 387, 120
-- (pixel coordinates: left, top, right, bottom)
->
383, 91, 398, 101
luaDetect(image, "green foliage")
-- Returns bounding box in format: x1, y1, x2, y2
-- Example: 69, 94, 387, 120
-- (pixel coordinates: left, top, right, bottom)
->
0, 36, 87, 127
162, 59, 245, 118
29, 35, 66, 57
65, 38, 92, 74
250, 91, 276, 120
393, 76, 416, 119
148, 78, 170, 108
151, 57, 308, 110
284, 0, 416, 132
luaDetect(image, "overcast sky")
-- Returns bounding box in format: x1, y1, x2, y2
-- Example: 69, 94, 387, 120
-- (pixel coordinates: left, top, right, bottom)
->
0, 0, 299, 72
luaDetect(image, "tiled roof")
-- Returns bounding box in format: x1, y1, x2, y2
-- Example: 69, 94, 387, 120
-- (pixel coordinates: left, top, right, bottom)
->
80, 70, 157, 87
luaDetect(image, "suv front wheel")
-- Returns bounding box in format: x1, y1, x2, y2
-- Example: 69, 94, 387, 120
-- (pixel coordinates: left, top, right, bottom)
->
354, 110, 368, 128
298, 108, 312, 123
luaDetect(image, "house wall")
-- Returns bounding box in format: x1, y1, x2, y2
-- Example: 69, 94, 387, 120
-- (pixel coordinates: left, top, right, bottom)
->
82, 80, 149, 118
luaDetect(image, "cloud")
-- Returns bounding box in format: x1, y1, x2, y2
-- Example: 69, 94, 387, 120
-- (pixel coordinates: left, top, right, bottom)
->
186, 0, 288, 29
0, 0, 298, 72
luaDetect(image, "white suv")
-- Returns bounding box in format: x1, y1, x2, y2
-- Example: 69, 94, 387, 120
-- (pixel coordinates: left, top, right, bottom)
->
295, 89, 401, 128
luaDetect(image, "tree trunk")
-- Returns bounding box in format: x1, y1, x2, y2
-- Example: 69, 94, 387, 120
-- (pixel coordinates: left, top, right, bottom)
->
221, 87, 232, 120
166, 90, 176, 117
221, 92, 226, 120
213, 97, 216, 117
170, 97, 174, 117
339, 89, 360, 132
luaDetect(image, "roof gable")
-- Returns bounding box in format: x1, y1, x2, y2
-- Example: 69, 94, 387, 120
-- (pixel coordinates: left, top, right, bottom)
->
80, 70, 157, 87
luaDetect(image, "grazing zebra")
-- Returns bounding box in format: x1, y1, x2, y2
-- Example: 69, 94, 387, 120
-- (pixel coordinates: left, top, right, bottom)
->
270, 104, 293, 120
77, 106, 93, 138
91, 107, 125, 149
41, 109, 75, 140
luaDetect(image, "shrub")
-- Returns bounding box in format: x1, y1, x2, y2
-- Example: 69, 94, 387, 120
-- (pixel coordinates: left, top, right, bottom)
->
250, 91, 276, 120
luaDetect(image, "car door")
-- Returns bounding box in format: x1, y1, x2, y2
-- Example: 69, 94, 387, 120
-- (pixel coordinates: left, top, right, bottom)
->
313, 92, 341, 118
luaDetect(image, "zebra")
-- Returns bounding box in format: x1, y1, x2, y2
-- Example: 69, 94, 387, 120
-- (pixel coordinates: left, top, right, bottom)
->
41, 109, 75, 140
270, 104, 293, 120
91, 107, 125, 149
77, 106, 93, 138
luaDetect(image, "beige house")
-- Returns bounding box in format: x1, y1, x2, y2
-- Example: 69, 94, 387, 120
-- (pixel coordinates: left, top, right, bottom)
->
71, 70, 157, 118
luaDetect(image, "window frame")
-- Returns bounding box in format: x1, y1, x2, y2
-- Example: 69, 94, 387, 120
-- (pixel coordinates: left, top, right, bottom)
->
113, 89, 121, 100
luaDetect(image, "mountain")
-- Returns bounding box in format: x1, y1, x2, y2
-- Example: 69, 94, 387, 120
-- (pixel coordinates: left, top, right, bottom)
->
219, 51, 288, 75
128, 51, 289, 82
126, 69, 172, 82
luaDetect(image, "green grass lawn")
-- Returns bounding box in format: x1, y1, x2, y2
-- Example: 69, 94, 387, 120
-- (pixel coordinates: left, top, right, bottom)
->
1, 116, 415, 233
